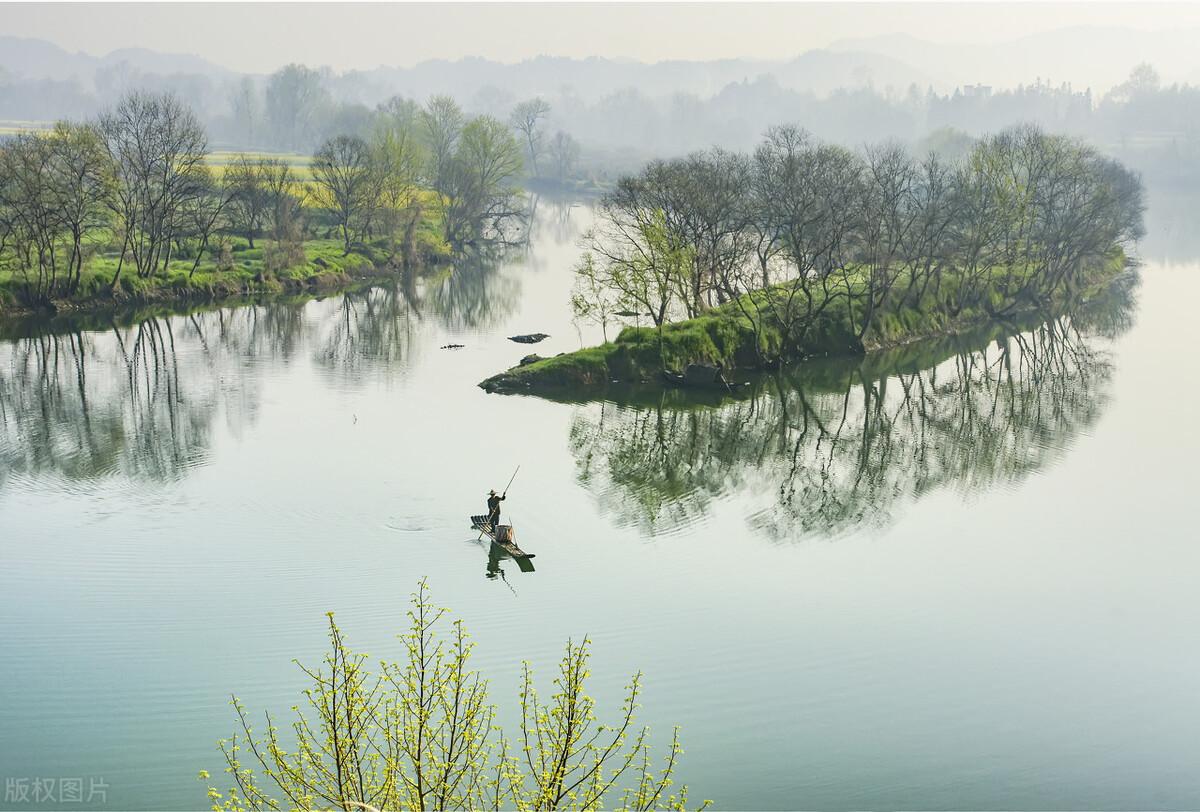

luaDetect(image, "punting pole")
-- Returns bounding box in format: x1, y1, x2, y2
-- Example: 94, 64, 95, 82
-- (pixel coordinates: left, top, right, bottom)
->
503, 465, 521, 496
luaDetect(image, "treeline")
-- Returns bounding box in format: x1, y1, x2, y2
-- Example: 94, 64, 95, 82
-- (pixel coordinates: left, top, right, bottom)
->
307, 94, 526, 252
221, 67, 581, 184
0, 91, 526, 308
8, 57, 1199, 182
573, 124, 1143, 358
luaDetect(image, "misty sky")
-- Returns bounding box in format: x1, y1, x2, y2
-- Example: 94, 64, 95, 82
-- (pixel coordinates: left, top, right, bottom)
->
5, 2, 1200, 74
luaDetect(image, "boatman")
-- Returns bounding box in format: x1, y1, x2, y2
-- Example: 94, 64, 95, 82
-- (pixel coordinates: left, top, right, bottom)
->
486, 489, 506, 528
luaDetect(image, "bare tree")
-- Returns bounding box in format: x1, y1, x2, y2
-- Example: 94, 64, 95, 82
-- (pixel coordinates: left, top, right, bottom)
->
548, 130, 581, 184
44, 122, 113, 294
229, 77, 260, 147
183, 176, 231, 279
421, 95, 464, 196
509, 98, 551, 178
849, 143, 920, 340
311, 135, 373, 254
264, 64, 328, 151
224, 156, 290, 248
99, 92, 210, 287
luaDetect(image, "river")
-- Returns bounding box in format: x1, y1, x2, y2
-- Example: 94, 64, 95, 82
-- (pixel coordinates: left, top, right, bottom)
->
2, 195, 1199, 810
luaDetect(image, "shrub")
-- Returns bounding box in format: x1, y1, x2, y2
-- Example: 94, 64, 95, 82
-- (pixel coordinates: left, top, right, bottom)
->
203, 581, 707, 811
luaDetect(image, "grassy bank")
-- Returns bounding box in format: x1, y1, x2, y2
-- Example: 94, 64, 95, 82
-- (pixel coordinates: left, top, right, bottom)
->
481, 250, 1129, 393
0, 221, 450, 318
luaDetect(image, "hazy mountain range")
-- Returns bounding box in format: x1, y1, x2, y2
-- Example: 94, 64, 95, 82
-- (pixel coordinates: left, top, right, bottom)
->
829, 27, 1200, 93
5, 26, 1200, 103
0, 36, 231, 83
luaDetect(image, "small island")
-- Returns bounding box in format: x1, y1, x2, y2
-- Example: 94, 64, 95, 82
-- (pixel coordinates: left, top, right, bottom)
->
482, 125, 1142, 393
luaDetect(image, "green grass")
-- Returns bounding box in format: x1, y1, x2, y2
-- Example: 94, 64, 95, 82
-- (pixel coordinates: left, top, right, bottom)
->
482, 249, 1129, 392
0, 157, 453, 315
0, 222, 451, 315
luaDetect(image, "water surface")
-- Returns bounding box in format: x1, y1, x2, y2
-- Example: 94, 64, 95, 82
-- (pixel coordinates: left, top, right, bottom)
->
2, 198, 1199, 810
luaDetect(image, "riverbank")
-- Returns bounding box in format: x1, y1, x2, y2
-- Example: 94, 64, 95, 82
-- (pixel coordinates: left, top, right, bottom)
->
480, 251, 1130, 393
0, 232, 451, 320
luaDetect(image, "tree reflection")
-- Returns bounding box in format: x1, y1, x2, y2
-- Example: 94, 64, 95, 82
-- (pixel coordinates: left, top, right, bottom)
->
314, 284, 422, 383
425, 251, 523, 332
0, 244, 521, 488
568, 276, 1138, 541
0, 312, 258, 486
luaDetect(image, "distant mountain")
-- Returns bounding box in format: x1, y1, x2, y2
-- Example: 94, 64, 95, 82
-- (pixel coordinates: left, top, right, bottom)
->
349, 49, 932, 105
0, 36, 932, 109
829, 27, 1200, 93
775, 49, 935, 96
0, 36, 94, 80
99, 46, 228, 78
0, 36, 231, 85
7, 25, 1200, 100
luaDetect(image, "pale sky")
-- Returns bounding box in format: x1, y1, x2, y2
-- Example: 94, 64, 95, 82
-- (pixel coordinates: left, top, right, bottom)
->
3, 2, 1200, 74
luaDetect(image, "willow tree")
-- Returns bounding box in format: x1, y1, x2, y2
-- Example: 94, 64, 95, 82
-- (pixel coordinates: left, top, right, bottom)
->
203, 581, 706, 811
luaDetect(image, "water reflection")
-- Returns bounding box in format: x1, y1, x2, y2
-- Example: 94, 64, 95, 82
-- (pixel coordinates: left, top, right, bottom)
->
0, 313, 258, 489
567, 274, 1139, 542
2, 254, 1137, 547
484, 537, 536, 583
1140, 188, 1200, 263
425, 250, 524, 332
0, 251, 526, 489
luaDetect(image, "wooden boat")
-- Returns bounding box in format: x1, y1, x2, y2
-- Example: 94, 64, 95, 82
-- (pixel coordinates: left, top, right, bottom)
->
470, 514, 536, 566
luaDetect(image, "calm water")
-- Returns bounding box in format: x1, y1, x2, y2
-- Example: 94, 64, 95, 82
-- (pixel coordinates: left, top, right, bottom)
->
2, 196, 1199, 810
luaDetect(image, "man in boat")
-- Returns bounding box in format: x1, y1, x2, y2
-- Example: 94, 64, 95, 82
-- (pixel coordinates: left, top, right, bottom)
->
486, 489, 505, 528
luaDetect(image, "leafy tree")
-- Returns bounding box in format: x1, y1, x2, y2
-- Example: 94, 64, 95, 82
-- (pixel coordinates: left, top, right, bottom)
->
577, 208, 694, 365
370, 99, 430, 264
442, 116, 524, 246
571, 253, 620, 342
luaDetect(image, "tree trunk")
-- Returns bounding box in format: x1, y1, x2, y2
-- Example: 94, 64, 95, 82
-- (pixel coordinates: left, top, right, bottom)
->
110, 234, 130, 291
